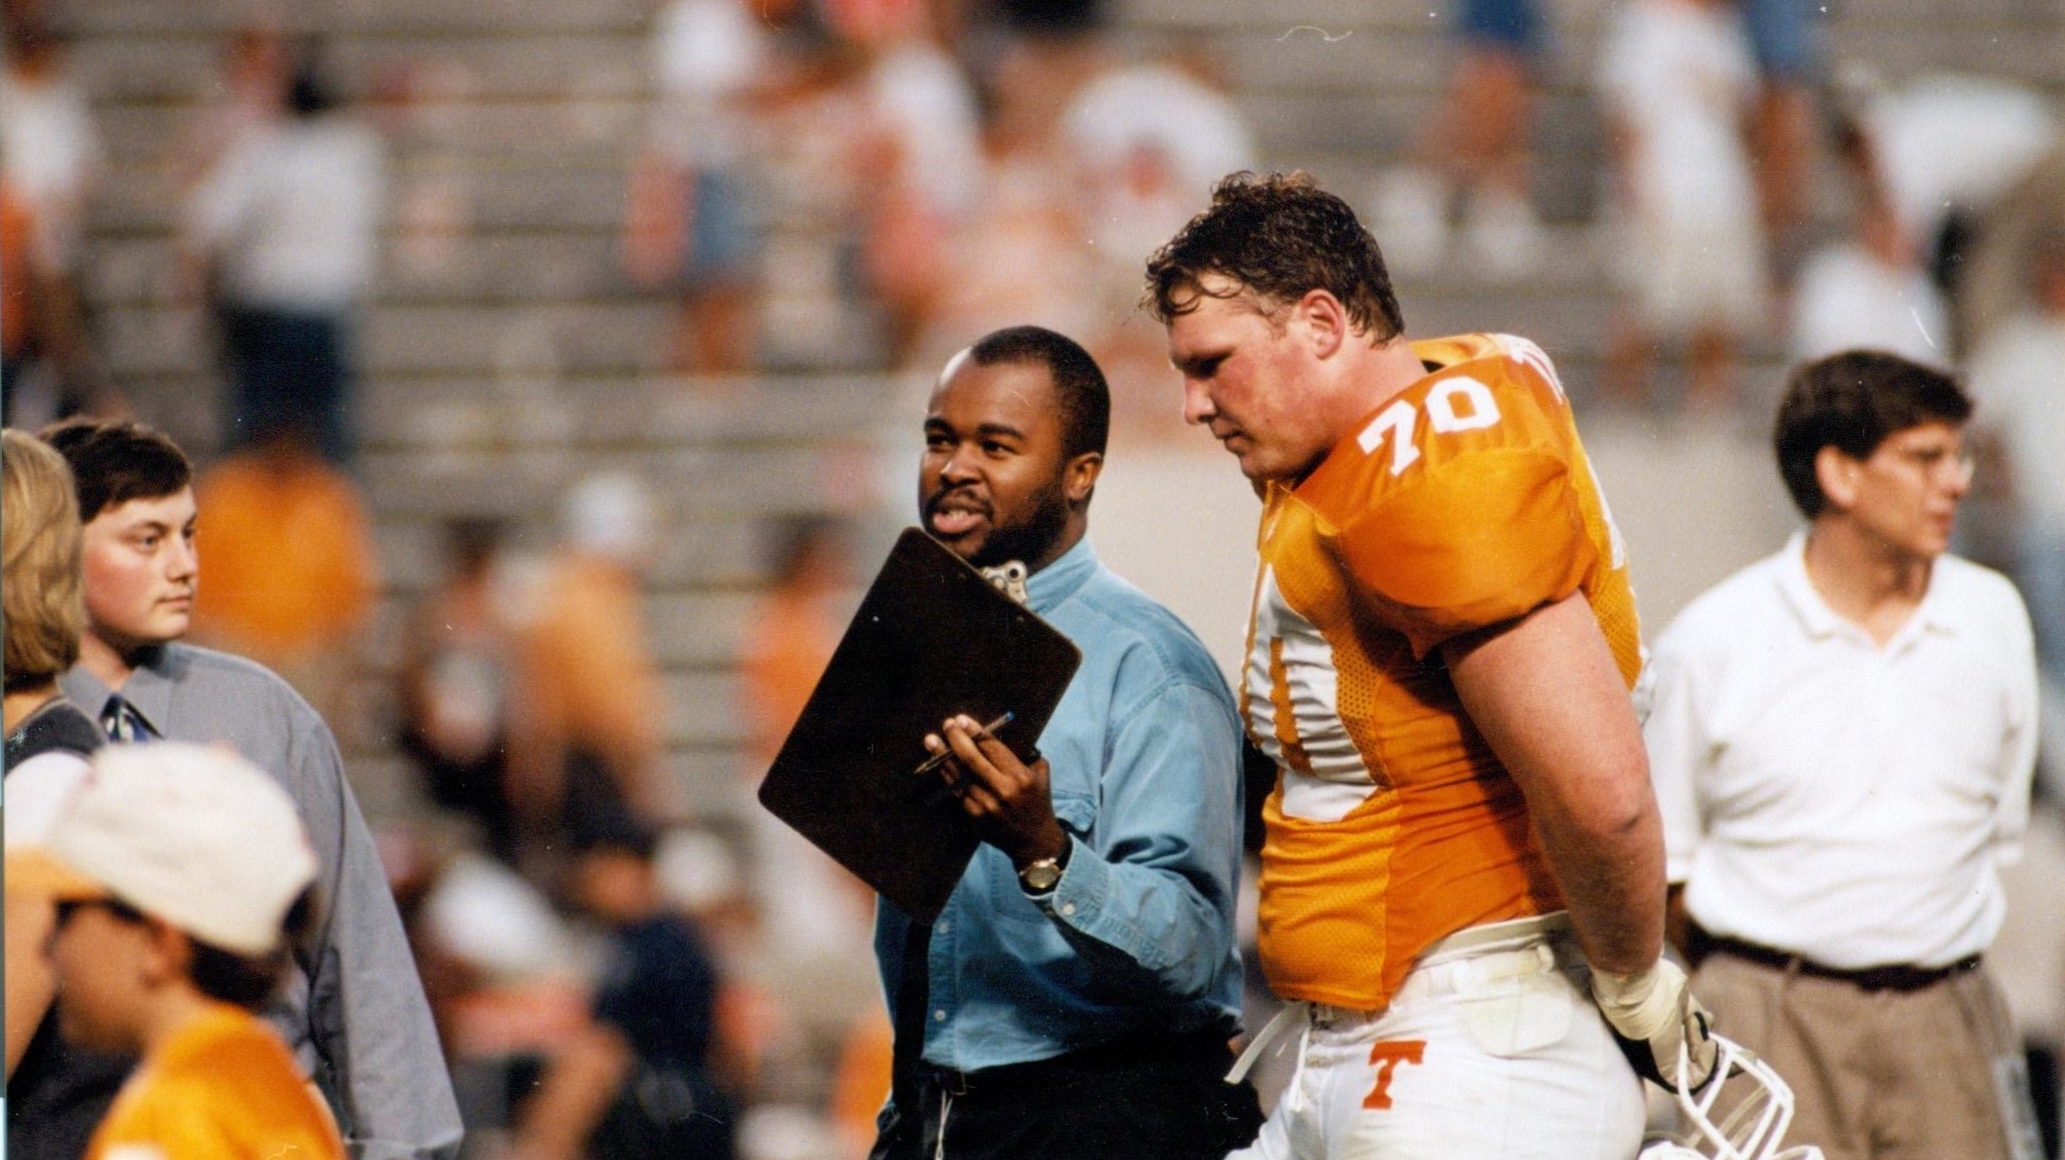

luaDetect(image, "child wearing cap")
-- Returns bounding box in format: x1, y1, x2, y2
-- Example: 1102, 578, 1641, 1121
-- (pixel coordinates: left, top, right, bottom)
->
7, 741, 344, 1160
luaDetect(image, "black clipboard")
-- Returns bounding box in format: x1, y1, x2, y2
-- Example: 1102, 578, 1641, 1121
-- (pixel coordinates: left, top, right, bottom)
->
757, 529, 1082, 923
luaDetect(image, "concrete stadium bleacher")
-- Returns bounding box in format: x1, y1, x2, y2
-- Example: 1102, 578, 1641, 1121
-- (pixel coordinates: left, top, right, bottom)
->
63, 0, 2064, 827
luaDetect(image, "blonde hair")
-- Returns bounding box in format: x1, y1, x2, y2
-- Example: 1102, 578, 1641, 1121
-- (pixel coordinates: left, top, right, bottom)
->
4, 428, 86, 690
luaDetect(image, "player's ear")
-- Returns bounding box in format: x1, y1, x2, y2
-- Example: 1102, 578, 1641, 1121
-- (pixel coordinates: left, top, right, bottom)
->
1295, 289, 1348, 359
1813, 445, 1861, 512
1063, 451, 1103, 507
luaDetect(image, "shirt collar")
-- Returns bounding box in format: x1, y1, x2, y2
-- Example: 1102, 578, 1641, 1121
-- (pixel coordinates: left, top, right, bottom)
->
1774, 530, 1959, 646
66, 646, 175, 736
1909, 567, 1961, 637
1775, 531, 1845, 640
1024, 538, 1097, 616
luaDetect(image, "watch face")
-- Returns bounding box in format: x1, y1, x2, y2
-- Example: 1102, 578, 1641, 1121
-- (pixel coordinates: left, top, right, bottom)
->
1021, 859, 1061, 891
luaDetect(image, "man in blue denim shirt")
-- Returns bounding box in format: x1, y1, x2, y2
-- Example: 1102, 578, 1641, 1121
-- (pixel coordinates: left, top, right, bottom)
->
869, 325, 1261, 1159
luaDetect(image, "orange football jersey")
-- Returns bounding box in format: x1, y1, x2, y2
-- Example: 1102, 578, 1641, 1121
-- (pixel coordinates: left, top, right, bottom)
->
1244, 333, 1641, 1010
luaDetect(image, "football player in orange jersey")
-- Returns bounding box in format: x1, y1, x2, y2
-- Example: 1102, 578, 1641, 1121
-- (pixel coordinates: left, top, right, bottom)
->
1144, 172, 1717, 1159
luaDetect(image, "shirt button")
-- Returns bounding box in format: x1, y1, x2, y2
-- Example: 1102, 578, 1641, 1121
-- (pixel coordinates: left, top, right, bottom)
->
933, 1010, 947, 1022
935, 921, 950, 935
1060, 903, 1076, 917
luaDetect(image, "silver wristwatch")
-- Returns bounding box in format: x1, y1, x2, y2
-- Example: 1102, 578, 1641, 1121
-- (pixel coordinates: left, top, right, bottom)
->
1018, 844, 1069, 893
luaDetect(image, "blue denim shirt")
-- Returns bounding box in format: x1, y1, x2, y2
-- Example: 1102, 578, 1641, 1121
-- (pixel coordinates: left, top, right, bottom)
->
874, 538, 1248, 1072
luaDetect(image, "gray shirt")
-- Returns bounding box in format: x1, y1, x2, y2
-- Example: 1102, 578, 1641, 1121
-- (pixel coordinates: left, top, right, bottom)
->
63, 644, 463, 1160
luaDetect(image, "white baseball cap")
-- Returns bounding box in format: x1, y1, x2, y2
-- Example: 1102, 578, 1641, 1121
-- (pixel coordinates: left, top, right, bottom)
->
6, 742, 319, 956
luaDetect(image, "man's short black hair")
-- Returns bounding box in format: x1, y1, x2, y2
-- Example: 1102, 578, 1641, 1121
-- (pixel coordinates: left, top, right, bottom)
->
1773, 350, 1973, 518
1145, 171, 1406, 342
39, 418, 193, 521
965, 326, 1110, 461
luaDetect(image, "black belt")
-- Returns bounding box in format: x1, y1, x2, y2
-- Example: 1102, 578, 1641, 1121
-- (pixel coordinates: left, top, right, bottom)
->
1701, 929, 1981, 993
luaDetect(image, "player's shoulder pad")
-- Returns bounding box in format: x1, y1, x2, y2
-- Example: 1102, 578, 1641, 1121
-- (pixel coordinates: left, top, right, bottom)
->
1300, 335, 1593, 656
1300, 333, 1575, 520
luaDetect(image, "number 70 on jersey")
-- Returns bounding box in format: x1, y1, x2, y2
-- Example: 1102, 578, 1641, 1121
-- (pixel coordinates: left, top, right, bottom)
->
1357, 376, 1503, 477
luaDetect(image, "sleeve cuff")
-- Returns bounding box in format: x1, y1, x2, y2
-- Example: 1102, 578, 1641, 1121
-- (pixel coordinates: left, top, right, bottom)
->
1030, 835, 1100, 924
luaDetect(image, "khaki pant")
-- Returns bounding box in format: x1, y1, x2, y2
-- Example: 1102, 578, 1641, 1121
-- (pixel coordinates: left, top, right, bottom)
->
1692, 951, 2045, 1160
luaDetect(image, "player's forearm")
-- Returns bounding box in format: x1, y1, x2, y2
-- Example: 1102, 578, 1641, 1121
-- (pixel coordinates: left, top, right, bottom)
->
1530, 789, 1667, 974
1444, 594, 1667, 974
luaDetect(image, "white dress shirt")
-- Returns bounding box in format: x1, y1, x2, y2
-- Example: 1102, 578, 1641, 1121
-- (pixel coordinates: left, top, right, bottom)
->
184, 114, 386, 312
1640, 533, 2038, 968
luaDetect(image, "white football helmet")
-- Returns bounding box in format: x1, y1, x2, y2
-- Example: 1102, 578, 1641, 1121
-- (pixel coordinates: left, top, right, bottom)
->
1638, 1033, 1825, 1160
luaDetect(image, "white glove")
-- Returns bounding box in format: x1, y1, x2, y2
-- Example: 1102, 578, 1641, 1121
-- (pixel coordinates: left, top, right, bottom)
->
1591, 958, 1719, 1093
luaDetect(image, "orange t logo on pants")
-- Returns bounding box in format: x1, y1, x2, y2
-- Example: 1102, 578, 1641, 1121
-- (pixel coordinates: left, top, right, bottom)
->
1363, 1040, 1427, 1109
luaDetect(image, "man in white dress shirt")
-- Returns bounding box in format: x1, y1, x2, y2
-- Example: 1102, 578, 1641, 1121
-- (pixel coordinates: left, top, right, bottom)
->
1641, 349, 2044, 1160
181, 50, 384, 466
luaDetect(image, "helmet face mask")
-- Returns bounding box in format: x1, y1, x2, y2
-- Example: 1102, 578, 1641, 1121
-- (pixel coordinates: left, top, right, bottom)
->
1639, 1034, 1826, 1160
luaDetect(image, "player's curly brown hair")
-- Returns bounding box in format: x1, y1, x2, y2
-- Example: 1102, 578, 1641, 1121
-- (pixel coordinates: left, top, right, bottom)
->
1145, 171, 1405, 342
3, 428, 85, 691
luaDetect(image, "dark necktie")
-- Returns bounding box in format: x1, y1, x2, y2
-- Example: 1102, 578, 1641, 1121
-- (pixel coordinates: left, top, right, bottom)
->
100, 695, 154, 743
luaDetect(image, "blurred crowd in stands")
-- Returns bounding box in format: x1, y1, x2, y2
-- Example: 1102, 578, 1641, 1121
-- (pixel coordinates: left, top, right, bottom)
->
5, 0, 2065, 1155
617, 0, 1257, 447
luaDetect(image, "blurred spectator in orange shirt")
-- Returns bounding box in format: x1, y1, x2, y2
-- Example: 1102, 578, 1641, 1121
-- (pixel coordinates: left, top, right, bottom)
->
3, 180, 37, 371
738, 517, 891, 1157
737, 515, 891, 1151
188, 426, 377, 726
397, 516, 519, 864
737, 515, 874, 966
1, 177, 111, 428
504, 473, 667, 891
739, 515, 849, 767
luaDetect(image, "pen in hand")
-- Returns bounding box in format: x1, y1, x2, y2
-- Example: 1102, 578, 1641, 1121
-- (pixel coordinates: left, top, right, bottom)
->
914, 711, 1015, 778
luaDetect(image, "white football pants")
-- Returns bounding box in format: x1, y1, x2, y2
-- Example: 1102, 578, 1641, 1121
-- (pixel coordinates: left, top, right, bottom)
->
1229, 915, 1645, 1160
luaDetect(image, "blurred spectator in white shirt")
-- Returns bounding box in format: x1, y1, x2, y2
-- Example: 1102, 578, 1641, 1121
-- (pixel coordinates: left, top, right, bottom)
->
1060, 45, 1255, 437
1789, 112, 1953, 369
1967, 229, 2065, 684
625, 0, 788, 374
0, 11, 102, 272
183, 47, 386, 468
1858, 71, 2056, 310
1596, 0, 1771, 412
1062, 49, 1254, 281
177, 19, 291, 196
1372, 0, 1548, 282
840, 0, 985, 367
